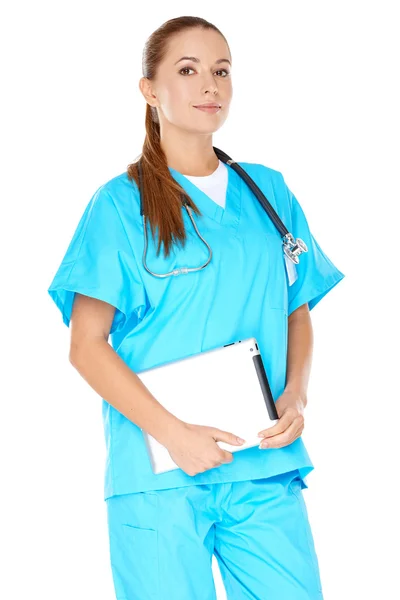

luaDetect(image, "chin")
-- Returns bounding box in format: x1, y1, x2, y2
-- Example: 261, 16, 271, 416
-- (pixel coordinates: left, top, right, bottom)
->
188, 125, 222, 135
190, 117, 227, 134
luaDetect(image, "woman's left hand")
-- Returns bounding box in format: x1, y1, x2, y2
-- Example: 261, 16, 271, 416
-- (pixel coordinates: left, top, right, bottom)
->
257, 389, 306, 449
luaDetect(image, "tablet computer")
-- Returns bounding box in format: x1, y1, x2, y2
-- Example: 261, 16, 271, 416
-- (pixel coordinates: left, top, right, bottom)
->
136, 337, 279, 475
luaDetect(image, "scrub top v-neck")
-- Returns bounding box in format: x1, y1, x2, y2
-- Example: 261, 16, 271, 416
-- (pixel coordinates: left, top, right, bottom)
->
178, 158, 228, 210
169, 163, 242, 229
47, 160, 345, 500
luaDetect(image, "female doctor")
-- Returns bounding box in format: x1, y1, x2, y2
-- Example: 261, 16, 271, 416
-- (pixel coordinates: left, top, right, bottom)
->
48, 15, 345, 600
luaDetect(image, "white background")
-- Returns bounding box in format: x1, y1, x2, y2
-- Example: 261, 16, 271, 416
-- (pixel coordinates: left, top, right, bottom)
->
2, 1, 399, 598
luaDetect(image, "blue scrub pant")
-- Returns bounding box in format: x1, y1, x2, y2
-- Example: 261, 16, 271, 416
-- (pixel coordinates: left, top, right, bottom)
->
105, 469, 324, 599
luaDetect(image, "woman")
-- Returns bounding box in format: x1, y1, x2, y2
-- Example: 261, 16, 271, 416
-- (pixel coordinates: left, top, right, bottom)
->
48, 15, 345, 600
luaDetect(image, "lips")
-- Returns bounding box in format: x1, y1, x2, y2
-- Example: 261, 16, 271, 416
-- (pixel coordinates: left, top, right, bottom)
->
193, 103, 222, 114
193, 103, 221, 108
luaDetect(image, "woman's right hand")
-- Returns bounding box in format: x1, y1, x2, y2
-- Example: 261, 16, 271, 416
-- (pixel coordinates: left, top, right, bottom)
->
164, 422, 246, 476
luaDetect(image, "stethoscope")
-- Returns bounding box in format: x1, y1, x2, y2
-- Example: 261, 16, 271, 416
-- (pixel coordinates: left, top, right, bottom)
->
137, 146, 308, 278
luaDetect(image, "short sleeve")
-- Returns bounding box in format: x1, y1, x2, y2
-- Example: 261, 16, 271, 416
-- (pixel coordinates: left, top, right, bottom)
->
283, 179, 345, 316
47, 185, 148, 334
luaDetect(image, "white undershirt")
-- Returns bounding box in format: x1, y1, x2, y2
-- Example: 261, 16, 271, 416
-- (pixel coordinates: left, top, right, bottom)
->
184, 159, 228, 209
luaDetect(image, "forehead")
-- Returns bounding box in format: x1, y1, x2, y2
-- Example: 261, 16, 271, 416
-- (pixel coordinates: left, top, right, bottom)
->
164, 28, 230, 62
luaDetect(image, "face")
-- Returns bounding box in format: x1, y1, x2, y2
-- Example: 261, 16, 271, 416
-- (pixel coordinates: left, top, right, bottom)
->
140, 28, 233, 134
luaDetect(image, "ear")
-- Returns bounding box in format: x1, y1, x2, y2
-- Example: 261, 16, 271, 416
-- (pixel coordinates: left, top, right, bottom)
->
139, 77, 159, 107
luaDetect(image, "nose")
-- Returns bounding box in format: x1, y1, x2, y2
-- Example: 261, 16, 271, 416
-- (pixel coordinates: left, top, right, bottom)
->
202, 86, 218, 98
200, 74, 219, 96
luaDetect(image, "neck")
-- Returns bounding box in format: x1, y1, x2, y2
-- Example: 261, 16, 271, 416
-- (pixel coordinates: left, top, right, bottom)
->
159, 125, 218, 176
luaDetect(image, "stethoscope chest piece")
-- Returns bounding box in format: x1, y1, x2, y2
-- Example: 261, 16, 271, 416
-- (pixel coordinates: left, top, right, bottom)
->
282, 233, 308, 265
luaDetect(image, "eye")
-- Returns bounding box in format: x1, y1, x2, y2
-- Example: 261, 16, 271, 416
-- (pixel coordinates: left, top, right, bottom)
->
179, 67, 195, 75
179, 67, 230, 77
215, 69, 230, 77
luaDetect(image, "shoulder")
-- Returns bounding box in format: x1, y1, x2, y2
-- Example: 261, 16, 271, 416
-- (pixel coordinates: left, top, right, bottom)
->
90, 170, 141, 218
235, 160, 291, 212
102, 170, 139, 195
236, 160, 288, 192
236, 160, 283, 179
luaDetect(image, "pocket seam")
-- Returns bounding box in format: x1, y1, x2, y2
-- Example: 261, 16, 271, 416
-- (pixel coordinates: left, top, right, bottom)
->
121, 495, 160, 598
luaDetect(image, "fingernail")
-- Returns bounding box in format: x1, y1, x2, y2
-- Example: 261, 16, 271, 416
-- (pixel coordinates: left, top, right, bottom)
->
257, 433, 264, 438
237, 437, 246, 443
259, 441, 269, 448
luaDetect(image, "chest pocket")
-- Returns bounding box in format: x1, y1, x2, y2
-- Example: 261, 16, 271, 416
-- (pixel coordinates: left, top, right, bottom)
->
254, 229, 290, 313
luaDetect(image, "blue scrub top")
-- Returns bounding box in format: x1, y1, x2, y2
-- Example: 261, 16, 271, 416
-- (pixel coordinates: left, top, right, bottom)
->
48, 161, 345, 500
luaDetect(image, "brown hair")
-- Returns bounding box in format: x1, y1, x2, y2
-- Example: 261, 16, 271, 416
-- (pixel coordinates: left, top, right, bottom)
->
126, 16, 230, 259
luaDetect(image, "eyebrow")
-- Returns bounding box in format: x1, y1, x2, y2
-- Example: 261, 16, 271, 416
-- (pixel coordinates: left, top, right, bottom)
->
174, 56, 231, 66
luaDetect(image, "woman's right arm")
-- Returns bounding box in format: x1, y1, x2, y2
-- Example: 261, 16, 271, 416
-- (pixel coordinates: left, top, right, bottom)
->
69, 293, 243, 476
69, 292, 184, 447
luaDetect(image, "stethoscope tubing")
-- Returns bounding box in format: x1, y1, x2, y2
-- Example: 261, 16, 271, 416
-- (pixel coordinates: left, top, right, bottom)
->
137, 148, 308, 277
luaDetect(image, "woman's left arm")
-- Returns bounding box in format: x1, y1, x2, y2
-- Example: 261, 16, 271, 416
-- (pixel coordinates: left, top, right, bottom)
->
257, 303, 313, 448
284, 302, 313, 409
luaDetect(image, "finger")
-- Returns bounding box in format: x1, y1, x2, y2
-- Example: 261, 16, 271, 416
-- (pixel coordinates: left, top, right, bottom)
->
259, 418, 303, 449
259, 417, 304, 449
221, 450, 234, 462
258, 410, 296, 438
